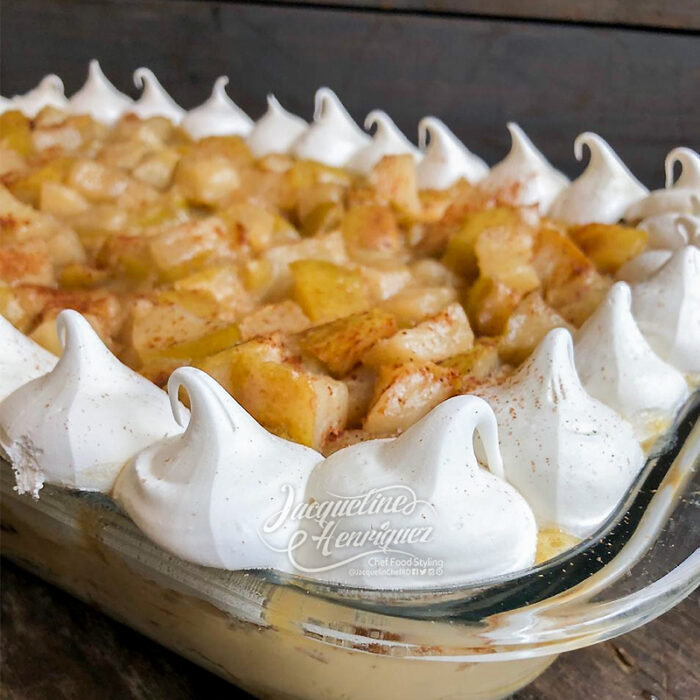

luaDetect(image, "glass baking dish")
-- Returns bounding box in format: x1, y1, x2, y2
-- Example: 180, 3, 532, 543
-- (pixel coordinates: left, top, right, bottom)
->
1, 393, 698, 700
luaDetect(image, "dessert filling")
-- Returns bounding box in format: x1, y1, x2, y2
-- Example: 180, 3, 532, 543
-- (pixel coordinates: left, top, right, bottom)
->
0, 64, 698, 589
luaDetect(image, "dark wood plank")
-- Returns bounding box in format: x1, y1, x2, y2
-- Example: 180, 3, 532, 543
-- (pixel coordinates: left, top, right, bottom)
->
2, 559, 698, 699
2, 0, 699, 189
244, 0, 700, 32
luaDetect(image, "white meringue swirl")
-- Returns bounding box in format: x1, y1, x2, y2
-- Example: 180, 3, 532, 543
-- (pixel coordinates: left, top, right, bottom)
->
180, 76, 253, 140
630, 245, 700, 375
130, 68, 185, 123
625, 147, 700, 221
246, 94, 307, 157
415, 116, 489, 189
8, 75, 68, 117
292, 87, 370, 167
479, 122, 569, 213
0, 311, 182, 497
297, 395, 537, 588
478, 328, 645, 538
114, 367, 322, 572
347, 110, 420, 174
575, 282, 688, 442
69, 59, 133, 124
549, 132, 648, 225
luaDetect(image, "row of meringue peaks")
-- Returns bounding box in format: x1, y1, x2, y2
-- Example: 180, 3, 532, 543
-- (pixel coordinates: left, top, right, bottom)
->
115, 328, 657, 581
4, 63, 698, 212
0, 310, 183, 497
0, 310, 661, 586
114, 368, 538, 586
0, 311, 538, 585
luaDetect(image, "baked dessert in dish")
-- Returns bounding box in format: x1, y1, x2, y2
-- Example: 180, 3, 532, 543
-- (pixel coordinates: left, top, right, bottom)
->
0, 61, 698, 591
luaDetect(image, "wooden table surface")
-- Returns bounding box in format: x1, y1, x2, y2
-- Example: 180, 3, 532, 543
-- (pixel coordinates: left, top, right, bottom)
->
1, 558, 697, 700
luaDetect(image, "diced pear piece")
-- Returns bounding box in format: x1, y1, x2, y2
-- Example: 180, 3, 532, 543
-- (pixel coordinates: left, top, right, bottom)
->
570, 222, 648, 274
96, 235, 154, 282
152, 323, 241, 361
368, 154, 421, 217
0, 111, 32, 155
380, 286, 458, 327
363, 302, 473, 366
59, 263, 111, 289
221, 201, 299, 254
300, 308, 398, 377
440, 339, 502, 392
341, 204, 404, 263
474, 220, 540, 294
10, 157, 74, 206
364, 361, 457, 435
198, 336, 348, 448
465, 276, 522, 336
498, 291, 572, 365
0, 239, 55, 286
175, 153, 240, 206
254, 230, 348, 299
39, 182, 89, 216
130, 290, 224, 363
67, 159, 133, 202
442, 207, 521, 281
357, 263, 412, 302
0, 281, 32, 330
0, 147, 27, 179
301, 200, 345, 237
0, 184, 59, 240
290, 259, 369, 323
147, 217, 234, 281
533, 224, 610, 326
238, 300, 312, 340
173, 264, 254, 317
342, 366, 377, 427
132, 148, 181, 189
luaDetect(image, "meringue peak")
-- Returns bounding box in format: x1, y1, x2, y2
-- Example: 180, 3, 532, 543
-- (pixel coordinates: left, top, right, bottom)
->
665, 147, 700, 190
549, 132, 648, 225
511, 327, 584, 404
292, 88, 369, 166
383, 395, 505, 481
297, 394, 537, 587
69, 59, 133, 124
10, 74, 68, 117
575, 282, 688, 441
313, 87, 363, 137
416, 116, 489, 189
180, 76, 253, 139
479, 122, 568, 212
0, 315, 57, 402
246, 94, 307, 157
626, 146, 700, 221
0, 310, 182, 496
131, 67, 185, 123
114, 366, 322, 572
478, 327, 645, 537
346, 109, 419, 174
631, 245, 700, 374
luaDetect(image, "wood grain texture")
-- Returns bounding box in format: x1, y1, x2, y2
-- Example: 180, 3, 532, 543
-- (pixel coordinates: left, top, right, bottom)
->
2, 559, 698, 699
242, 0, 700, 32
2, 0, 699, 189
